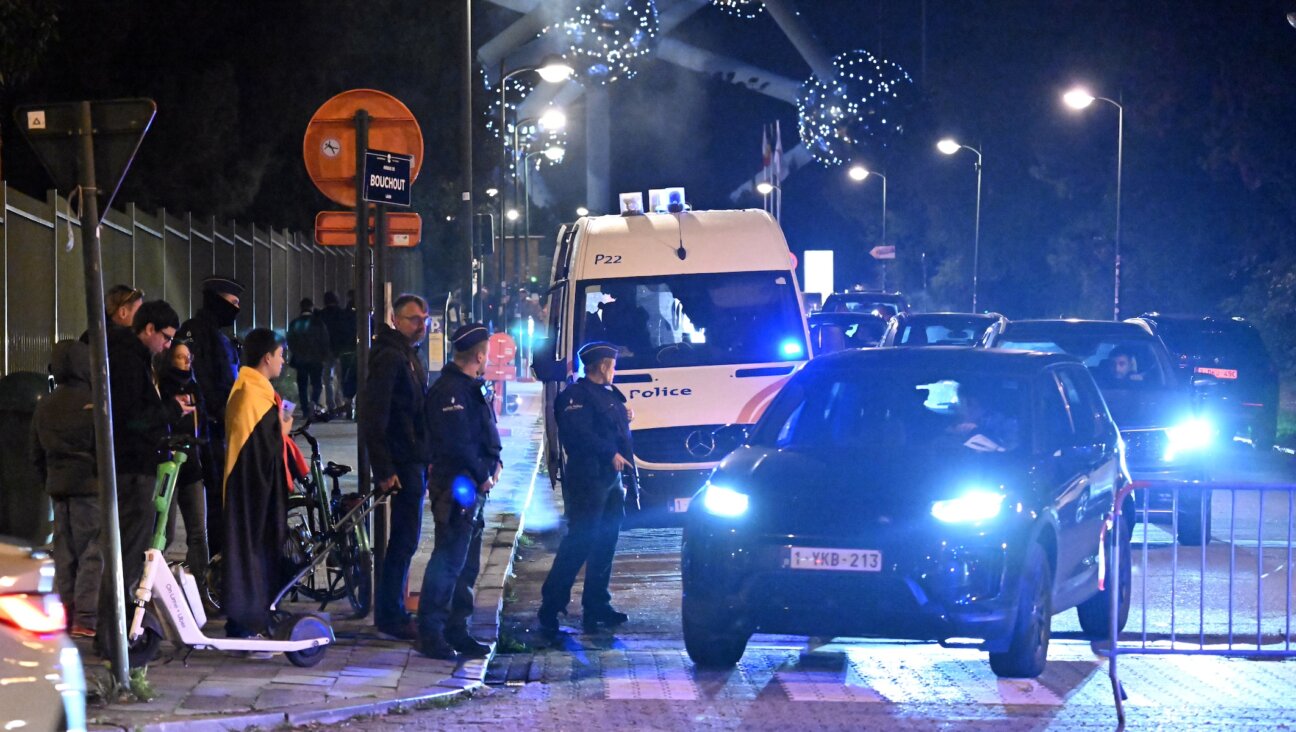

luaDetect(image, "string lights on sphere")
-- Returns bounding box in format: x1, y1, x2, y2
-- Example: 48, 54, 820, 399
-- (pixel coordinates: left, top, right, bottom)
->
557, 0, 660, 85
713, 0, 763, 19
797, 49, 915, 167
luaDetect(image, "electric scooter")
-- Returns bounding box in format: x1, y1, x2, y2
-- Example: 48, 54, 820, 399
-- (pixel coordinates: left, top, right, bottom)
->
127, 436, 385, 667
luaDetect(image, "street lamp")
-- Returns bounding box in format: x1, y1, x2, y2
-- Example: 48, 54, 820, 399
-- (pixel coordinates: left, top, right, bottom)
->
1062, 86, 1125, 320
521, 145, 566, 283
847, 164, 889, 289
485, 187, 498, 198
937, 138, 983, 312
576, 206, 590, 217
506, 209, 519, 221
755, 181, 777, 196
498, 55, 573, 294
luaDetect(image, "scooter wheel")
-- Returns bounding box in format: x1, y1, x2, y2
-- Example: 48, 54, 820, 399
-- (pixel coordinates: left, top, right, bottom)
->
128, 627, 162, 667
278, 614, 331, 668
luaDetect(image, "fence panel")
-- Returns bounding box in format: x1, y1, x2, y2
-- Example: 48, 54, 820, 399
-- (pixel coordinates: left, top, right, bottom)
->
100, 206, 134, 294
132, 205, 166, 309
161, 211, 191, 318
5, 190, 57, 373
54, 196, 86, 342
254, 229, 271, 331
271, 233, 288, 331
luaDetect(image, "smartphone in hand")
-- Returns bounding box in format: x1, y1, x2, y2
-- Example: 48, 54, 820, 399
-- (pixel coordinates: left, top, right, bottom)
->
282, 399, 296, 416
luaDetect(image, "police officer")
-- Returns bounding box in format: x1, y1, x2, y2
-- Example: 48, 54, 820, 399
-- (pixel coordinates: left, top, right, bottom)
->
538, 341, 634, 634
417, 324, 502, 660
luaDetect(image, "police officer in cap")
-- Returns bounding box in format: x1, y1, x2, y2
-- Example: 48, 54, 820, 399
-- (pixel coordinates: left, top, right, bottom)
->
417, 324, 502, 660
538, 341, 634, 634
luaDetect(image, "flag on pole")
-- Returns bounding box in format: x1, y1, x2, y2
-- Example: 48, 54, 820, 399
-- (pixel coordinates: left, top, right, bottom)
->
773, 120, 784, 223
761, 124, 772, 213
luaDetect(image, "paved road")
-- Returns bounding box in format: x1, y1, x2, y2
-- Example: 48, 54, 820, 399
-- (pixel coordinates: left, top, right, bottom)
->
312, 442, 1296, 730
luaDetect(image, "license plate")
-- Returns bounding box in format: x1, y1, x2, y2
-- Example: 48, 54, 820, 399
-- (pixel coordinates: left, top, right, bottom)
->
1195, 366, 1238, 380
787, 546, 882, 572
671, 497, 692, 513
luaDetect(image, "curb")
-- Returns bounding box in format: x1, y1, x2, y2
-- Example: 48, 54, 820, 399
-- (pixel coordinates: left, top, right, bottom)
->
96, 413, 544, 732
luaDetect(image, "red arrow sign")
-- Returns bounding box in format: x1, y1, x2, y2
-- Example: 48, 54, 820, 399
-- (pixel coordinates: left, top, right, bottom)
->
870, 245, 896, 260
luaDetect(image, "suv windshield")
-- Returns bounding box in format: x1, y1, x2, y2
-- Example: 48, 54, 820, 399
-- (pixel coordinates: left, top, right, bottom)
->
575, 271, 806, 370
753, 370, 1030, 454
1154, 322, 1270, 365
899, 318, 990, 346
997, 331, 1168, 388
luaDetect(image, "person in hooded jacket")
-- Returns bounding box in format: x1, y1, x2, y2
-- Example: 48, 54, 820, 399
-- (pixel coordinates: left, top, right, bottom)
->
157, 340, 214, 608
178, 276, 243, 556
30, 339, 102, 638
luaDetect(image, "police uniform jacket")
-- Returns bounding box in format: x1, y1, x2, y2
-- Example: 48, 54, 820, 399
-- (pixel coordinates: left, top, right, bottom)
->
555, 377, 633, 509
425, 362, 502, 488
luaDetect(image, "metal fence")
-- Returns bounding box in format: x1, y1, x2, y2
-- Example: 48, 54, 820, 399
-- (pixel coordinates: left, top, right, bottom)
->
1106, 479, 1296, 728
0, 184, 356, 377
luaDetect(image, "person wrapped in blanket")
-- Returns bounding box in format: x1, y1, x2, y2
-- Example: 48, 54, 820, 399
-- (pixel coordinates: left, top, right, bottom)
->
222, 328, 308, 641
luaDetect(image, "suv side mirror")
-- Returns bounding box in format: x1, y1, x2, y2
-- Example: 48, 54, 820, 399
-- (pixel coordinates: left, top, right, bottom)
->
712, 423, 750, 459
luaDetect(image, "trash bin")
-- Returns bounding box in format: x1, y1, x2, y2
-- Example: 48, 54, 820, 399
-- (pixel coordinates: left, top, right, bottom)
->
0, 371, 55, 545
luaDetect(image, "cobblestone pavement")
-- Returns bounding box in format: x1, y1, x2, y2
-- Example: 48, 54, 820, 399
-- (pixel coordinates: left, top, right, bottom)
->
82, 384, 543, 732
313, 479, 1296, 732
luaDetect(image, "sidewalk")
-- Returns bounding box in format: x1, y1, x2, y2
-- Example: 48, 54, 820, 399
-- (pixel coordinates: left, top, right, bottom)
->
83, 381, 545, 732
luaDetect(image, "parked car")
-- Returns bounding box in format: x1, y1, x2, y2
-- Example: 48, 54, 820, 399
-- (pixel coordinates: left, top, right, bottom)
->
821, 290, 912, 319
0, 537, 86, 732
1130, 314, 1280, 449
881, 312, 1007, 348
990, 319, 1213, 544
808, 311, 888, 355
682, 348, 1131, 678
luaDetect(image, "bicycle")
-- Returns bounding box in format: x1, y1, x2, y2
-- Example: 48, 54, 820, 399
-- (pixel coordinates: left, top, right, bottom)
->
283, 419, 373, 619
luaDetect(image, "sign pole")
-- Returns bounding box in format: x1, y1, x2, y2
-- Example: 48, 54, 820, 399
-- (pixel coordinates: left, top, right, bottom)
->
353, 109, 373, 517
76, 101, 130, 685
371, 202, 388, 585
462, 0, 475, 324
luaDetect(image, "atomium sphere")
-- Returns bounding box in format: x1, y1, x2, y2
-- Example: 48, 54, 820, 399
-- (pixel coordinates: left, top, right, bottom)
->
797, 49, 916, 167
558, 0, 660, 85
712, 0, 763, 19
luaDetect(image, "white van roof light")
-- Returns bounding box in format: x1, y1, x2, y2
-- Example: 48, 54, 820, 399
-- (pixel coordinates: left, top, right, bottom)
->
649, 187, 687, 213
619, 191, 645, 216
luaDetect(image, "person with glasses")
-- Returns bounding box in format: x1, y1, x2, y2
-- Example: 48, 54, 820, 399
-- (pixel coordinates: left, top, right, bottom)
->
96, 299, 191, 658
360, 293, 433, 639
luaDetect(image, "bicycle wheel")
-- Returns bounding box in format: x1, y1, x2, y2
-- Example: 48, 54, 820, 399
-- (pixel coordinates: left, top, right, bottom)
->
287, 495, 347, 603
341, 529, 373, 619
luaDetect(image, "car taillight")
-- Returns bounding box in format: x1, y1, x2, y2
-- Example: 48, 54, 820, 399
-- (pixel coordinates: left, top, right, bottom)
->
0, 593, 67, 635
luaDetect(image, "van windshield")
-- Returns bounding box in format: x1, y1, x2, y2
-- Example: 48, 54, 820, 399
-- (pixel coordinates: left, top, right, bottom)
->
575, 271, 806, 370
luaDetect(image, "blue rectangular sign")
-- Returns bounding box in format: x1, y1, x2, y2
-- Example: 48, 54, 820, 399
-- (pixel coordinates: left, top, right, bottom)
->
362, 149, 413, 207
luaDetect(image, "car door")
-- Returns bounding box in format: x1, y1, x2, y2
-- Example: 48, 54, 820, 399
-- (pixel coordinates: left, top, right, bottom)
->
1051, 366, 1115, 605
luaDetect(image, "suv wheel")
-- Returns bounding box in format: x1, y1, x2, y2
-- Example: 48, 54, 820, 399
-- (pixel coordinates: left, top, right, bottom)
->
682, 595, 749, 669
1077, 524, 1131, 638
989, 543, 1052, 678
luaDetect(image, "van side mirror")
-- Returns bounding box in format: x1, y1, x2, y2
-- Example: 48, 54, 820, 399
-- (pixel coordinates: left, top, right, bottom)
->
712, 423, 750, 459
531, 342, 568, 383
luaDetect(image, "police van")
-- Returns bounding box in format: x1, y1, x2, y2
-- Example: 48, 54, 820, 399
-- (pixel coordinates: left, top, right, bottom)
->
534, 203, 811, 522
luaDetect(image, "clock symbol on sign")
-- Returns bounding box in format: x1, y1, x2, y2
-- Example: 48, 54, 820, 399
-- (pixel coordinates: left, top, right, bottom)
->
322, 138, 341, 158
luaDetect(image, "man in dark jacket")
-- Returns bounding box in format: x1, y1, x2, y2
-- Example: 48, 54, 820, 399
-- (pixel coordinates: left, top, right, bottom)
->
417, 324, 502, 660
360, 294, 431, 639
97, 300, 188, 657
317, 291, 349, 416
30, 339, 102, 637
287, 297, 332, 417
538, 341, 634, 634
178, 276, 243, 555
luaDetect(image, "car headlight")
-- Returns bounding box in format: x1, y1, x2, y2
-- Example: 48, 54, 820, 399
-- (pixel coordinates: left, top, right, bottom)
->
1165, 417, 1213, 460
931, 489, 1005, 524
702, 483, 749, 517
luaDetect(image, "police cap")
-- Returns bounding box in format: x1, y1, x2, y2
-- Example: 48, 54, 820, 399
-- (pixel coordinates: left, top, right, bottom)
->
578, 341, 620, 367
451, 323, 489, 352
202, 276, 244, 297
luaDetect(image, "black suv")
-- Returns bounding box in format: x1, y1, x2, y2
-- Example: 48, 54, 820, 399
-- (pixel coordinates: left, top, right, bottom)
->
821, 290, 912, 319
682, 348, 1131, 678
990, 320, 1213, 545
1131, 314, 1280, 449
881, 312, 1007, 347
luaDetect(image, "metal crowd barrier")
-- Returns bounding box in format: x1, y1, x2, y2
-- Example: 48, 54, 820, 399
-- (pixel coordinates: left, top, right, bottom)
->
1105, 478, 1296, 728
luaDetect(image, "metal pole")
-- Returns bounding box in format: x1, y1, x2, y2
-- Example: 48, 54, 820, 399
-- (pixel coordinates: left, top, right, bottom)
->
1113, 102, 1123, 321
354, 109, 372, 508
463, 0, 475, 326
498, 63, 509, 310
523, 156, 531, 284
972, 151, 982, 313
372, 204, 388, 584
77, 101, 129, 684
880, 173, 887, 291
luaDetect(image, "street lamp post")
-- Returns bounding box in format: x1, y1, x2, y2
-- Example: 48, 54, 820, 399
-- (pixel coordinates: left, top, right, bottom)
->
521, 145, 565, 282
498, 56, 572, 293
755, 181, 780, 222
1063, 88, 1124, 320
937, 139, 983, 312
848, 164, 888, 289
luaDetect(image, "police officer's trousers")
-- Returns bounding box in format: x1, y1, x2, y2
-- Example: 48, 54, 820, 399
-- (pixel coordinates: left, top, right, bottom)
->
417, 495, 484, 641
540, 477, 625, 614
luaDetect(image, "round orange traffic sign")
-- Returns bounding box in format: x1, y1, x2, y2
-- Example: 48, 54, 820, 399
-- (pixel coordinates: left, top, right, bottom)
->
304, 89, 423, 207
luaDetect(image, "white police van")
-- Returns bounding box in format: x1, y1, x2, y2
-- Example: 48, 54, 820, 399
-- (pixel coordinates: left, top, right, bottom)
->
534, 202, 810, 522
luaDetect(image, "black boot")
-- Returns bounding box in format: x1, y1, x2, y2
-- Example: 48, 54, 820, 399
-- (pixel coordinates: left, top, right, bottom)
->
583, 606, 629, 629
446, 629, 491, 659
537, 606, 562, 634
417, 632, 460, 661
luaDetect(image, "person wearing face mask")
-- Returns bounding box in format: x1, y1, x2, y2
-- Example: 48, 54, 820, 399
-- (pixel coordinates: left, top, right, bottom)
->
416, 323, 502, 661
157, 340, 215, 611
178, 276, 244, 558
